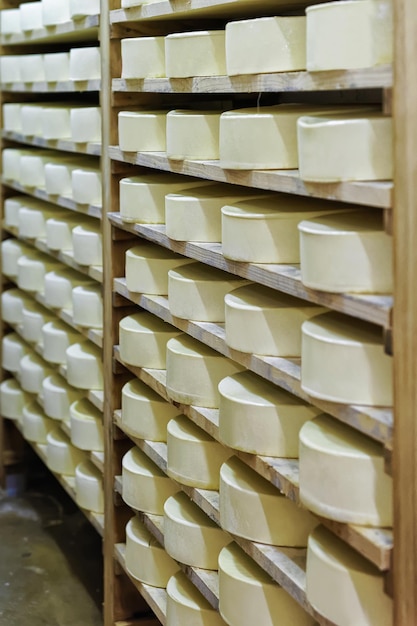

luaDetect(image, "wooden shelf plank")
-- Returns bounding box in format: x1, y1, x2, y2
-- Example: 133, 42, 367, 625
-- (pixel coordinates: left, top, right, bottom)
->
2, 131, 101, 157
109, 215, 392, 328
88, 390, 104, 413
0, 15, 99, 45
0, 80, 101, 94
108, 147, 392, 209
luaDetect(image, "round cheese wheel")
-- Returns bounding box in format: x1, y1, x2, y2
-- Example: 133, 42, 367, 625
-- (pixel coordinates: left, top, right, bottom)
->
46, 427, 85, 475
125, 516, 180, 587
2, 239, 31, 279
219, 456, 316, 546
168, 262, 247, 322
70, 398, 104, 451
3, 103, 22, 132
72, 285, 103, 328
19, 151, 52, 187
121, 378, 180, 441
42, 0, 71, 26
165, 31, 226, 78
41, 106, 71, 140
164, 493, 231, 569
72, 167, 102, 206
218, 370, 320, 457
70, 0, 100, 17
122, 447, 179, 514
42, 320, 81, 364
72, 224, 102, 266
1, 56, 22, 84
119, 312, 181, 369
69, 47, 101, 81
18, 202, 66, 239
44, 52, 70, 82
19, 54, 45, 83
0, 379, 32, 422
21, 104, 44, 137
121, 37, 166, 79
125, 243, 191, 295
306, 526, 393, 626
42, 374, 84, 421
166, 571, 226, 626
166, 334, 244, 408
2, 334, 30, 373
225, 283, 325, 356
19, 2, 43, 31
66, 342, 103, 390
17, 252, 61, 294
167, 415, 231, 489
1, 8, 21, 35
166, 110, 221, 160
19, 353, 53, 394
118, 110, 167, 152
44, 161, 79, 197
75, 460, 104, 513
4, 197, 25, 228
1, 289, 30, 324
21, 299, 55, 343
70, 107, 101, 143
46, 214, 79, 251
299, 414, 392, 526
44, 269, 93, 310
219, 542, 314, 626
22, 401, 55, 443
301, 312, 393, 405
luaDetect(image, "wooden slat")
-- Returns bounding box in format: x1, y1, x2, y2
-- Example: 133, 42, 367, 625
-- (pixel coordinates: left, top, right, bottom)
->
0, 15, 99, 45
0, 80, 101, 94
89, 390, 105, 413
2, 131, 101, 157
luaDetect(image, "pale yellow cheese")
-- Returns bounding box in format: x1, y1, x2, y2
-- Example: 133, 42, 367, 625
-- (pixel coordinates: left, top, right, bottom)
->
42, 374, 84, 421
2, 239, 32, 279
125, 242, 192, 294
1, 289, 31, 325
119, 312, 181, 368
46, 214, 79, 251
219, 456, 317, 545
21, 299, 55, 343
66, 342, 104, 390
165, 31, 226, 78
1, 8, 21, 34
121, 0, 161, 6
72, 285, 103, 328
118, 110, 167, 152
44, 161, 78, 197
42, 320, 81, 364
0, 379, 32, 422
19, 353, 54, 394
3, 103, 22, 132
2, 148, 30, 181
44, 52, 70, 82
2, 333, 30, 374
72, 224, 102, 266
72, 167, 102, 206
69, 398, 104, 451
166, 110, 221, 160
164, 493, 231, 569
22, 401, 55, 443
167, 571, 227, 626
41, 106, 71, 140
70, 0, 100, 17
18, 201, 67, 239
42, 0, 71, 25
1, 56, 21, 83
4, 196, 25, 228
19, 151, 51, 187
301, 312, 393, 405
20, 2, 43, 32
44, 269, 93, 310
121, 37, 166, 78
21, 104, 45, 137
17, 252, 62, 294
69, 47, 101, 81
70, 106, 101, 143
46, 427, 85, 475
75, 461, 104, 513
19, 54, 45, 83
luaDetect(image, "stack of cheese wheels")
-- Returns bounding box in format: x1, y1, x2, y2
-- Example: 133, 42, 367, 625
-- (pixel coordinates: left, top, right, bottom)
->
20, 2, 43, 32
46, 213, 80, 251
70, 0, 100, 18
2, 239, 32, 279
125, 242, 191, 294
1, 8, 21, 34
19, 54, 45, 83
118, 110, 167, 152
119, 312, 181, 369
22, 402, 55, 443
42, 0, 71, 25
219, 542, 314, 626
1, 288, 31, 325
164, 493, 231, 569
75, 461, 104, 514
121, 378, 181, 441
224, 283, 325, 356
166, 109, 221, 160
122, 447, 178, 513
301, 312, 393, 405
219, 456, 316, 545
69, 47, 101, 81
306, 525, 393, 626
119, 173, 204, 224
306, 0, 393, 71
166, 334, 244, 408
17, 251, 62, 294
21, 300, 55, 344
42, 374, 84, 421
72, 223, 102, 266
218, 370, 320, 457
19, 353, 54, 394
0, 379, 32, 422
121, 37, 166, 79
4, 196, 26, 228
46, 427, 85, 475
66, 341, 103, 390
44, 268, 93, 310
167, 415, 231, 489
70, 106, 101, 143
44, 52, 70, 82
70, 398, 104, 452
167, 571, 227, 626
125, 516, 180, 586
168, 262, 247, 322
225, 16, 306, 75
221, 195, 345, 263
299, 414, 392, 526
299, 210, 393, 293
72, 284, 103, 328
297, 112, 392, 182
3, 103, 22, 132
165, 31, 226, 77
2, 334, 30, 373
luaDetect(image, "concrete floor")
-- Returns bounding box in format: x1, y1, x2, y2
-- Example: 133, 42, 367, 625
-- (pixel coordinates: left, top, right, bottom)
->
0, 455, 103, 626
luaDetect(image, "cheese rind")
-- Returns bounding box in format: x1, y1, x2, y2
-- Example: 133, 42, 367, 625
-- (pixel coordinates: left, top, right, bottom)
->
17, 253, 61, 294
0, 379, 31, 422
70, 107, 101, 143
3, 103, 22, 132
166, 110, 221, 160
2, 239, 32, 279
66, 342, 104, 390
118, 110, 167, 152
69, 47, 101, 81
42, 374, 84, 421
46, 215, 78, 251
19, 353, 53, 394
42, 321, 82, 365
165, 31, 226, 78
2, 333, 30, 373
19, 54, 45, 83
1, 56, 22, 83
22, 402, 55, 443
72, 285, 103, 328
72, 224, 102, 266
4, 197, 25, 228
69, 398, 104, 451
46, 427, 85, 475
41, 106, 71, 140
21, 299, 55, 344
75, 461, 104, 513
42, 0, 71, 25
121, 37, 166, 78
72, 167, 102, 206
167, 571, 226, 626
119, 312, 181, 368
70, 0, 100, 17
44, 269, 93, 310
1, 289, 31, 324
1, 8, 21, 34
125, 243, 192, 294
44, 52, 70, 82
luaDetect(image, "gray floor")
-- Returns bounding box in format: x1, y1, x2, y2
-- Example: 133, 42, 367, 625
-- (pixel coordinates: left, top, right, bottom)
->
0, 457, 103, 626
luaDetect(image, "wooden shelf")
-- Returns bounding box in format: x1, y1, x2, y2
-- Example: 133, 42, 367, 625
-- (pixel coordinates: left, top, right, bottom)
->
109, 215, 392, 328
0, 80, 101, 94
2, 178, 102, 219
108, 147, 392, 209
2, 131, 101, 157
60, 418, 104, 473
0, 15, 99, 45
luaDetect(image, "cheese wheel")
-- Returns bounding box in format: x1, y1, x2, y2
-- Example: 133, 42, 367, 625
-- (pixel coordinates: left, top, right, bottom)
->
121, 37, 166, 79
119, 173, 204, 224
41, 106, 71, 140
21, 299, 55, 343
301, 312, 393, 405
42, 374, 84, 421
164, 493, 231, 569
69, 47, 101, 81
119, 312, 181, 369
44, 161, 79, 197
1, 56, 22, 83
219, 542, 314, 626
75, 461, 104, 513
19, 151, 51, 187
168, 262, 247, 322
218, 371, 320, 457
166, 110, 221, 160
299, 414, 392, 526
166, 334, 244, 408
225, 283, 325, 355
226, 16, 306, 76
219, 456, 317, 545
122, 447, 179, 513
44, 52, 70, 82
17, 252, 61, 293
125, 516, 180, 587
19, 54, 45, 83
70, 107, 101, 143
20, 2, 43, 32
167, 415, 231, 489
19, 353, 54, 394
4, 196, 25, 228
2, 334, 30, 373
0, 379, 32, 422
299, 211, 393, 293
42, 320, 81, 364
125, 243, 191, 294
70, 0, 100, 18
121, 378, 180, 441
2, 239, 32, 278
72, 224, 102, 266
1, 289, 30, 325
22, 402, 55, 443
121, 0, 160, 5
72, 285, 103, 328
1, 8, 21, 34
18, 202, 67, 239
306, 526, 393, 626
42, 0, 71, 25
46, 427, 85, 475
46, 214, 79, 251
2, 148, 28, 181
165, 31, 226, 78
70, 398, 103, 451
3, 103, 22, 132
72, 167, 102, 206
297, 113, 393, 182
306, 0, 393, 71
20, 104, 44, 137
66, 342, 104, 390
221, 195, 343, 263
167, 571, 226, 626
44, 269, 93, 310
118, 110, 167, 152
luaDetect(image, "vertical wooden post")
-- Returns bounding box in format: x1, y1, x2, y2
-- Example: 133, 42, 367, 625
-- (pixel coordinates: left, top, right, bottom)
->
393, 0, 417, 622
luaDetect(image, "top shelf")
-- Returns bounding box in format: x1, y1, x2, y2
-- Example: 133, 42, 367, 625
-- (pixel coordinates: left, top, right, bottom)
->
0, 15, 99, 46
